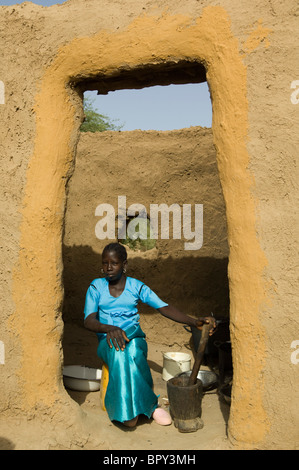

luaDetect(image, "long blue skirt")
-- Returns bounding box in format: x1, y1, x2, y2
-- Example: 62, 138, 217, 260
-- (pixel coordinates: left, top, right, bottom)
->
97, 324, 158, 423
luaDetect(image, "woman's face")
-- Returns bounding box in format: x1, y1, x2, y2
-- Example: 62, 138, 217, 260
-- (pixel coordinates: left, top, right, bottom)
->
102, 250, 126, 282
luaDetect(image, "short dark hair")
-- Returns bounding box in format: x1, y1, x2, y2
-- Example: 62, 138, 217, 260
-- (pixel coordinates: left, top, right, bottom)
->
102, 242, 127, 262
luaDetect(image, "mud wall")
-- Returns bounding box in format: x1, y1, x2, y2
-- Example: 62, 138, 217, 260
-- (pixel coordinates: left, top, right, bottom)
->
0, 0, 298, 450
62, 128, 229, 365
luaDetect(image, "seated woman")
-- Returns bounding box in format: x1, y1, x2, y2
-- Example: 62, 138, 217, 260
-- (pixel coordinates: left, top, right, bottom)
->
84, 242, 215, 428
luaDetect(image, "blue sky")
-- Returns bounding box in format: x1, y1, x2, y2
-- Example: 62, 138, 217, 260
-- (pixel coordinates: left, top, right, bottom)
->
85, 84, 212, 131
1, 0, 212, 130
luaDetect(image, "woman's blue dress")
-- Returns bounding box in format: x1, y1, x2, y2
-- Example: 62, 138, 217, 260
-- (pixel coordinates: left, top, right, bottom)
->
84, 276, 168, 423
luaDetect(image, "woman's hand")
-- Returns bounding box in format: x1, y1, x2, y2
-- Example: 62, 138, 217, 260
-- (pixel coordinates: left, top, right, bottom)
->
84, 313, 129, 351
195, 316, 217, 336
106, 325, 130, 351
158, 306, 217, 336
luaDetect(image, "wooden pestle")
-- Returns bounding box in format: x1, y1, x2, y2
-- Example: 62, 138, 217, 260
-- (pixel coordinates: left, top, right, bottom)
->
188, 323, 211, 385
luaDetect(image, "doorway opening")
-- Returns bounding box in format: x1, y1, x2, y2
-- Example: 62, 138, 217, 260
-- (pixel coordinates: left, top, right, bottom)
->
62, 60, 232, 435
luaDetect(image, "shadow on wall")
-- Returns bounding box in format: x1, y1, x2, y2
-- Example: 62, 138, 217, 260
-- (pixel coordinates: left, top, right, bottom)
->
0, 437, 15, 450
62, 244, 229, 366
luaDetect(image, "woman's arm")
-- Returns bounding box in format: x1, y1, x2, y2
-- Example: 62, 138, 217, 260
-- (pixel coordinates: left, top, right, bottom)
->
84, 312, 129, 351
158, 305, 216, 334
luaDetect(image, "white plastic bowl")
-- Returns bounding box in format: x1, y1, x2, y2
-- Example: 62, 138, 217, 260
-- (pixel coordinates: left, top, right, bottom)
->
63, 365, 102, 392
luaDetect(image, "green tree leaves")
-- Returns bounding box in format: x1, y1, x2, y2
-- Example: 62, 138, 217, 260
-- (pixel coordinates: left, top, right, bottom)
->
80, 97, 124, 132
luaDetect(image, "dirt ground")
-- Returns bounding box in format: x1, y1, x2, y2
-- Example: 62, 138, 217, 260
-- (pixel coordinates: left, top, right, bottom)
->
75, 341, 232, 451
4, 342, 231, 451
0, 341, 231, 450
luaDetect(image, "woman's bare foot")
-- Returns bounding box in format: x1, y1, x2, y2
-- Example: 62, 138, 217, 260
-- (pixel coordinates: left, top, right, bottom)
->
122, 416, 138, 427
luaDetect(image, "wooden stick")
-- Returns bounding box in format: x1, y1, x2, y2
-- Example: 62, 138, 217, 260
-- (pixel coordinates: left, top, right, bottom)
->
188, 323, 211, 385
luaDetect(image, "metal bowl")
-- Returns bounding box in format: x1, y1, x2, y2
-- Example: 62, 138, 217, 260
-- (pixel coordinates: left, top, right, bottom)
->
197, 370, 218, 391
177, 370, 218, 391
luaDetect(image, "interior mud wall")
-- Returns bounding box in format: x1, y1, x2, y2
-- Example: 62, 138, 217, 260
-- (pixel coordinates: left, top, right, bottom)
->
0, 0, 298, 450
62, 128, 229, 365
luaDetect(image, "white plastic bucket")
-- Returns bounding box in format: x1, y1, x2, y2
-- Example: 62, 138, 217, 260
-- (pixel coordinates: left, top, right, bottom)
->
162, 352, 191, 381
